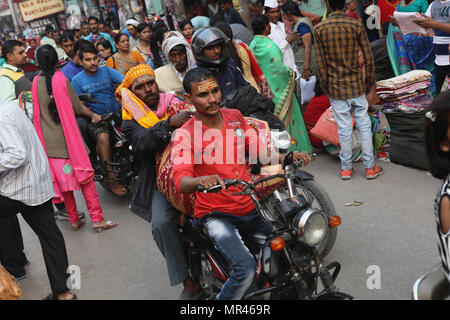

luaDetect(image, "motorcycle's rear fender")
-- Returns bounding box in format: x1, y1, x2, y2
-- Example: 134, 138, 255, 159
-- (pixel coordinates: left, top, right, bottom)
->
295, 169, 314, 181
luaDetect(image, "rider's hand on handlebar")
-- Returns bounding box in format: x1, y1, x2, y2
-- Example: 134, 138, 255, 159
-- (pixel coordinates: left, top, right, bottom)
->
198, 175, 226, 192
92, 114, 102, 124
169, 111, 195, 129
292, 152, 312, 166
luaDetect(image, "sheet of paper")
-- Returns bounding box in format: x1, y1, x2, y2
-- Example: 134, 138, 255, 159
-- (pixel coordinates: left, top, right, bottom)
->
393, 11, 434, 36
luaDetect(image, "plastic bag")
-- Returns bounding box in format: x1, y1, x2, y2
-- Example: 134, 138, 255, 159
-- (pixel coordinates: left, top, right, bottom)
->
300, 76, 316, 105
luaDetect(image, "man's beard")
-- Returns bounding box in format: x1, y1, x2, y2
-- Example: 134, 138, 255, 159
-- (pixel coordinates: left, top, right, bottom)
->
174, 60, 187, 73
145, 93, 160, 108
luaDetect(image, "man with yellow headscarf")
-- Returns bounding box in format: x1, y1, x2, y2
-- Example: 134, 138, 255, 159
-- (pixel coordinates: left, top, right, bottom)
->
117, 64, 202, 299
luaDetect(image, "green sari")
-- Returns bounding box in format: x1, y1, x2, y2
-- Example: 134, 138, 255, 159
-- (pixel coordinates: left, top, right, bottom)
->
250, 35, 311, 153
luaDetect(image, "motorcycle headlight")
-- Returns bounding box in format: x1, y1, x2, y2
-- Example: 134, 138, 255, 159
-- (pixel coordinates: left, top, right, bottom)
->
292, 208, 328, 247
271, 130, 292, 150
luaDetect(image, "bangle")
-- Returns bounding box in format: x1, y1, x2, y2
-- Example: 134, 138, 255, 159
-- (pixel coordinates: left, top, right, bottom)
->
91, 113, 98, 119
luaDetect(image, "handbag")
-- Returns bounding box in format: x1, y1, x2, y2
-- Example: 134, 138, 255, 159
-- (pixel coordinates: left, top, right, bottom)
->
0, 265, 22, 300
300, 76, 316, 105
310, 107, 355, 147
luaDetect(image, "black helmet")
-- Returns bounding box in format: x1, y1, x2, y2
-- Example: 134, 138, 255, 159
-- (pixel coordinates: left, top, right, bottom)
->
191, 27, 229, 67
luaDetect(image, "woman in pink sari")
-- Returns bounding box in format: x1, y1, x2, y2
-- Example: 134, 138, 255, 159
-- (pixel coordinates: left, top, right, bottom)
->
32, 45, 118, 232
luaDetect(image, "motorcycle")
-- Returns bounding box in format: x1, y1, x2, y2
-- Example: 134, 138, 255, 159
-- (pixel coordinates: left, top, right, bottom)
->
178, 149, 352, 300
412, 263, 450, 300
78, 94, 139, 192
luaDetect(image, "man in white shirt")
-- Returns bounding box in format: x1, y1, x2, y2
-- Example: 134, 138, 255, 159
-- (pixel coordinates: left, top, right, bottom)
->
0, 101, 76, 300
264, 0, 300, 79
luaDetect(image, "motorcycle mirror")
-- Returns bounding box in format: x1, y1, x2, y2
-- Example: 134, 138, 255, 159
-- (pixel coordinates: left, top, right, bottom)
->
282, 152, 294, 169
79, 94, 98, 103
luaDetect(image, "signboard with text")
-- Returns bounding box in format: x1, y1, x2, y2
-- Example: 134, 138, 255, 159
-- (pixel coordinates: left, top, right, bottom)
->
18, 0, 65, 22
25, 17, 56, 37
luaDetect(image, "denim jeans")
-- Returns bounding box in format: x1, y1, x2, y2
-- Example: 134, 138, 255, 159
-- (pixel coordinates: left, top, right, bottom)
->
330, 95, 375, 171
200, 210, 273, 300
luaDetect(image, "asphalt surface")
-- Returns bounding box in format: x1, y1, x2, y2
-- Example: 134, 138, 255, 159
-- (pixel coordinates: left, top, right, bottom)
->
16, 150, 442, 300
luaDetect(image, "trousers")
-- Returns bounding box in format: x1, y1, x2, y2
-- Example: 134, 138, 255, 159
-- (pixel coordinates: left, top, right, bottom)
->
0, 196, 70, 295
330, 95, 375, 171
63, 179, 104, 224
0, 215, 27, 276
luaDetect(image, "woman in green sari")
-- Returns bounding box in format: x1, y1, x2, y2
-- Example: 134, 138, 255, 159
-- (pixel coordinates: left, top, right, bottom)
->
250, 14, 311, 153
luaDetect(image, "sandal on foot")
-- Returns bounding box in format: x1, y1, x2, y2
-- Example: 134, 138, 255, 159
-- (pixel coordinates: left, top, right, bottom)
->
93, 220, 118, 232
71, 220, 85, 231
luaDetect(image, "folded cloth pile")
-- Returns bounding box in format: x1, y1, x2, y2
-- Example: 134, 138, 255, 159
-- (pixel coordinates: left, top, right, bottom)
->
376, 70, 431, 102
377, 70, 432, 113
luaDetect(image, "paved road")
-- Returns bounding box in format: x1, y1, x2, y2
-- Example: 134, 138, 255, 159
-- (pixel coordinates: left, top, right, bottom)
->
17, 151, 441, 300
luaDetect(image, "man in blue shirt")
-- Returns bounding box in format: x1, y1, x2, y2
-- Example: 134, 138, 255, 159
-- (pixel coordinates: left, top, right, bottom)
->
71, 42, 127, 195
61, 33, 89, 81
84, 16, 116, 52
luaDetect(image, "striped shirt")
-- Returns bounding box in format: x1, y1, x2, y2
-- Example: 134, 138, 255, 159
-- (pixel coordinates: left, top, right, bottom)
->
434, 175, 450, 283
0, 102, 54, 206
313, 11, 375, 100
426, 0, 450, 66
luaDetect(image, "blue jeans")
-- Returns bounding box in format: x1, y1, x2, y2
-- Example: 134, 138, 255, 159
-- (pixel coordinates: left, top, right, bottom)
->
200, 210, 272, 300
330, 95, 375, 171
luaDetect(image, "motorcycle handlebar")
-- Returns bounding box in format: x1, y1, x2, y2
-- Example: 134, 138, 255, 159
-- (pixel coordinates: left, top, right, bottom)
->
196, 153, 318, 194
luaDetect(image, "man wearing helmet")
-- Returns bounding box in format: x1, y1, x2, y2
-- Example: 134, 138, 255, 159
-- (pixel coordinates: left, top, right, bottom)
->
190, 27, 250, 98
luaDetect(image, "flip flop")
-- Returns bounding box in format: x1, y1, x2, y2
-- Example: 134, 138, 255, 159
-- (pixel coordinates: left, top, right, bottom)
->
93, 220, 118, 233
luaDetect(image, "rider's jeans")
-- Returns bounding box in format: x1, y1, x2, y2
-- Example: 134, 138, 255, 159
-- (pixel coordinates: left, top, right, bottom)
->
330, 95, 375, 171
200, 210, 272, 300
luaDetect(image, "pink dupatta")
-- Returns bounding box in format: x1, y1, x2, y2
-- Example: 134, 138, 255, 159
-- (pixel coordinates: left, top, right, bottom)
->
32, 71, 94, 197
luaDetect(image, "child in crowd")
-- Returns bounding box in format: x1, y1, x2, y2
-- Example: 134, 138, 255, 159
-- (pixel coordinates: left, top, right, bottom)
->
180, 19, 194, 43
425, 90, 450, 285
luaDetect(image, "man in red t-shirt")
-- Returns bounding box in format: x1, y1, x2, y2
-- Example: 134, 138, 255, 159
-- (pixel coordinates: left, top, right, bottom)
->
172, 67, 311, 299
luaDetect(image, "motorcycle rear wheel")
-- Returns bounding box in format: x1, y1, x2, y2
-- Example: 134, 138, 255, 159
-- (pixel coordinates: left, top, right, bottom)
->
294, 179, 338, 259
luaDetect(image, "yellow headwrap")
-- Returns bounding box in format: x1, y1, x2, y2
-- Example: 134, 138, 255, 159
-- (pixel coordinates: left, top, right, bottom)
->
115, 64, 168, 128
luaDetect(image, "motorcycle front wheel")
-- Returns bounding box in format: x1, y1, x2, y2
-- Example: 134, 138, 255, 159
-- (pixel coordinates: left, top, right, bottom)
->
294, 179, 338, 259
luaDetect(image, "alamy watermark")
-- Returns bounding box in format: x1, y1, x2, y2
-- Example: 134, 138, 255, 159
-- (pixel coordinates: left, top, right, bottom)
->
366, 265, 381, 290
66, 265, 81, 290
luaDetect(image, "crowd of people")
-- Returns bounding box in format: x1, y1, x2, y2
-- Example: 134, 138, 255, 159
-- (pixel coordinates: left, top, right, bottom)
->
1, 0, 450, 301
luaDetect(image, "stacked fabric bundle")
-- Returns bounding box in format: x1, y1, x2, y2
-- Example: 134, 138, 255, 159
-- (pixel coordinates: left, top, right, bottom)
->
377, 70, 432, 113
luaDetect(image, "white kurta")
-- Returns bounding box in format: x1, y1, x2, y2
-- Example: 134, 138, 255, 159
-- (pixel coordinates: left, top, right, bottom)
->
269, 21, 300, 80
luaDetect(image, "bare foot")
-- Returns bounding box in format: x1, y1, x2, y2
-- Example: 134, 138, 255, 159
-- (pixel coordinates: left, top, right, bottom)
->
107, 179, 127, 196
71, 220, 85, 231
57, 291, 76, 300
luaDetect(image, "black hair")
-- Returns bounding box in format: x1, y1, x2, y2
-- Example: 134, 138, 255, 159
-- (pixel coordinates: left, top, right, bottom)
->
150, 26, 168, 68
327, 0, 346, 11
137, 22, 151, 33
1, 40, 24, 60
252, 15, 269, 35
170, 44, 187, 54
183, 67, 216, 94
88, 16, 99, 24
212, 21, 243, 71
281, 1, 303, 17
96, 38, 113, 51
180, 19, 192, 30
78, 41, 97, 60
426, 90, 450, 179
74, 39, 91, 55
218, 0, 231, 5
81, 21, 89, 27
60, 31, 74, 44
36, 45, 60, 124
114, 32, 129, 44
209, 14, 226, 27
45, 25, 55, 33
